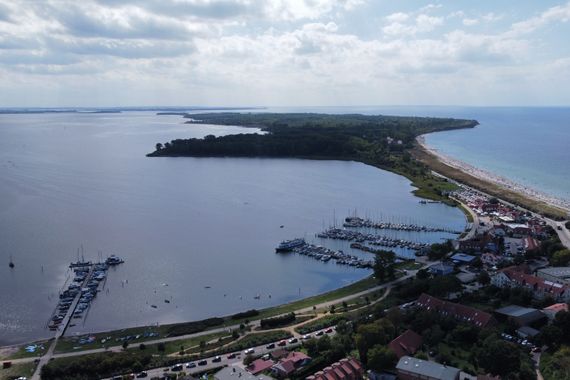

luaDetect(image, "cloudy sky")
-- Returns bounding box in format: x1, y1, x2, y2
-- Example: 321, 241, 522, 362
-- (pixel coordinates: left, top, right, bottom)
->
0, 0, 569, 107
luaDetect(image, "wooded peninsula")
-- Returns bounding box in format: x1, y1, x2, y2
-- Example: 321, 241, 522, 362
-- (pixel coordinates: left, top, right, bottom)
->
148, 112, 478, 202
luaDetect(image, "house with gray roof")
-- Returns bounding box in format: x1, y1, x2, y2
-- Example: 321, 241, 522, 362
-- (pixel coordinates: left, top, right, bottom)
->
396, 356, 460, 380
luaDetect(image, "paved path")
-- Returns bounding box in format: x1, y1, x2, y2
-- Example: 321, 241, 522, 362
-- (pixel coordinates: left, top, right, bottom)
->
103, 286, 395, 380
10, 268, 422, 378
450, 196, 479, 241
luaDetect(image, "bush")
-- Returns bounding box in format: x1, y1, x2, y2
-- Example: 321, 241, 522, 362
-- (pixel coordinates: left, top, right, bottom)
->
231, 309, 259, 320
165, 317, 224, 337
260, 313, 296, 329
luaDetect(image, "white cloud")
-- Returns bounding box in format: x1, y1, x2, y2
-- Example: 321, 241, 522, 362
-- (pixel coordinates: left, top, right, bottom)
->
385, 12, 409, 23
0, 0, 569, 106
462, 18, 479, 26
509, 2, 570, 36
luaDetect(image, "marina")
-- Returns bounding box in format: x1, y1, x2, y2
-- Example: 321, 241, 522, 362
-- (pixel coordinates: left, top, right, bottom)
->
316, 227, 432, 251
343, 216, 462, 234
287, 242, 374, 268
48, 255, 124, 332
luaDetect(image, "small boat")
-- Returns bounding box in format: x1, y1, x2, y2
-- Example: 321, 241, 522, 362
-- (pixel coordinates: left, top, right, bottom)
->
150, 305, 157, 309
164, 299, 170, 303
105, 255, 124, 266
9, 256, 14, 269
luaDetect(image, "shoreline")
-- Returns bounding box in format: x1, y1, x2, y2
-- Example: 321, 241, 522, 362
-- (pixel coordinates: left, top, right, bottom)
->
417, 134, 570, 215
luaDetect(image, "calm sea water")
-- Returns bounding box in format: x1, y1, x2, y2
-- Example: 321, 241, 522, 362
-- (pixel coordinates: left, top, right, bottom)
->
260, 106, 570, 203
0, 111, 466, 345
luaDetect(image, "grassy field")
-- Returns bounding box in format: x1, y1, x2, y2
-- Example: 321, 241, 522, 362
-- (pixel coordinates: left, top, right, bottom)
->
55, 325, 163, 354
4, 340, 50, 360
295, 315, 346, 334
28, 275, 381, 356
0, 362, 37, 380
411, 144, 568, 219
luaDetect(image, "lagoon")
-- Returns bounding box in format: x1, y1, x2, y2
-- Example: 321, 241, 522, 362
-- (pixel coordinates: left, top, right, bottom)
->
0, 111, 465, 345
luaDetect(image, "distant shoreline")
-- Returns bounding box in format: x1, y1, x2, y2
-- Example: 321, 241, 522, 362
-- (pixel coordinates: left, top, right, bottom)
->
416, 134, 570, 214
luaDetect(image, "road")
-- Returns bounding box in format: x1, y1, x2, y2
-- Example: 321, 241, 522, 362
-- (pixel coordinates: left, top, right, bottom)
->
450, 196, 479, 241
8, 267, 422, 378
104, 286, 397, 380
445, 173, 570, 249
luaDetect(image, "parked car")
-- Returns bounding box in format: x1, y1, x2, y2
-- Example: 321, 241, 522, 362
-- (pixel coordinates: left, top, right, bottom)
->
186, 362, 196, 368
315, 331, 324, 336
244, 348, 255, 355
266, 343, 275, 349
302, 334, 312, 340
288, 338, 298, 344
198, 360, 208, 366
325, 328, 333, 334
136, 372, 148, 378
227, 353, 237, 359
171, 364, 183, 372
212, 356, 222, 363
277, 340, 287, 346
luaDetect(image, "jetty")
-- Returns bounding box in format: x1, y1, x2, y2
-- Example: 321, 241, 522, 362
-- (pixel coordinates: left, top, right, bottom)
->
343, 216, 461, 234
317, 227, 430, 251
290, 243, 373, 268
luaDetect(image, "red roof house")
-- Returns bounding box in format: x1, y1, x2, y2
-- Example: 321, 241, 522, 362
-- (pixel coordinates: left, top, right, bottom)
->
416, 294, 495, 328
388, 329, 423, 358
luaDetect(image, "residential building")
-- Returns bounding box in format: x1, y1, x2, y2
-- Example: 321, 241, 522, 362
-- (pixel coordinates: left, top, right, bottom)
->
537, 267, 570, 285
450, 253, 477, 264
416, 294, 495, 328
388, 329, 423, 359
491, 266, 570, 302
494, 305, 545, 326
396, 356, 460, 380
247, 358, 274, 375
306, 358, 363, 380
429, 262, 454, 276
542, 303, 569, 321
215, 367, 273, 380
270, 351, 311, 378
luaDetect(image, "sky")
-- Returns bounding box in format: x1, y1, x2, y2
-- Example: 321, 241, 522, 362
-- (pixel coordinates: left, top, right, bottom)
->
0, 0, 569, 107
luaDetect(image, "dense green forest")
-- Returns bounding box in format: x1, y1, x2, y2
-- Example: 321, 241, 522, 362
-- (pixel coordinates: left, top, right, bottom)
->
148, 112, 478, 201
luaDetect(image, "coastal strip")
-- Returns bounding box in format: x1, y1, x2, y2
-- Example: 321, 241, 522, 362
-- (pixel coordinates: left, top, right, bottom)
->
414, 135, 569, 220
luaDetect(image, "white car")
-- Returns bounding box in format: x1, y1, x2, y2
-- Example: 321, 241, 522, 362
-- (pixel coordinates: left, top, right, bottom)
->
302, 334, 312, 340
244, 348, 255, 355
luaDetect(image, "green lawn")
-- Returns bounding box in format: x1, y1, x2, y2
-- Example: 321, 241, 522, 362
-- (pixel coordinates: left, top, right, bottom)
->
0, 362, 37, 380
49, 275, 380, 354
5, 340, 50, 359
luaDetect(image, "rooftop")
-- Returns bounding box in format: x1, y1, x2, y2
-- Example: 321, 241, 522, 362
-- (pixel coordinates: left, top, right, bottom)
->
538, 267, 570, 279
396, 356, 460, 380
495, 305, 540, 318
450, 253, 476, 263
388, 329, 423, 359
215, 366, 273, 380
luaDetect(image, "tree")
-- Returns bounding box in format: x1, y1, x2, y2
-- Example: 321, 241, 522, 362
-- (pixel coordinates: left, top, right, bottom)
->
139, 343, 146, 350
243, 354, 254, 366
373, 251, 396, 282
157, 342, 165, 353
122, 341, 129, 350
367, 345, 397, 372
416, 268, 430, 280
477, 335, 521, 376
553, 310, 570, 343
303, 338, 319, 357
427, 240, 453, 261
317, 335, 332, 352
355, 319, 395, 362
551, 249, 570, 266
477, 270, 491, 285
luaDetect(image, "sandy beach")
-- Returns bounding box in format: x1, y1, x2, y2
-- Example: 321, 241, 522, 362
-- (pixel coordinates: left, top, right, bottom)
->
417, 135, 570, 213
